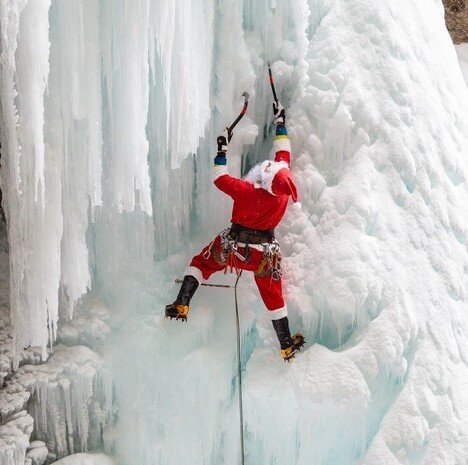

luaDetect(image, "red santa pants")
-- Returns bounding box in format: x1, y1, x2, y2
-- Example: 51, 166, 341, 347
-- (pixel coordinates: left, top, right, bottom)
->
186, 236, 287, 319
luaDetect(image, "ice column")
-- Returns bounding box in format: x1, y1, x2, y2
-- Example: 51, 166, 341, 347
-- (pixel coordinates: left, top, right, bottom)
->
46, 0, 103, 317
148, 0, 215, 169
100, 0, 152, 215
146, 0, 216, 256
0, 0, 62, 354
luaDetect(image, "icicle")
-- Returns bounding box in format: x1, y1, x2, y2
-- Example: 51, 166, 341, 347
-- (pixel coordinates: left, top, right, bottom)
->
15, 0, 51, 205
148, 0, 215, 169
46, 0, 103, 318
0, 0, 61, 354
100, 0, 152, 215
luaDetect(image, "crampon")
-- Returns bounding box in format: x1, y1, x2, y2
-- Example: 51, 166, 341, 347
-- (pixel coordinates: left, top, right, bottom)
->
165, 303, 189, 322
280, 333, 306, 362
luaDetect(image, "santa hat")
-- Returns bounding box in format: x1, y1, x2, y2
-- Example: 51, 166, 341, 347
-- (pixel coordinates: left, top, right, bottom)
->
244, 160, 299, 203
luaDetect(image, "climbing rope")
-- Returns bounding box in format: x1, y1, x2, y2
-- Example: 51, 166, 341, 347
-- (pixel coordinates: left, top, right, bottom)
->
175, 273, 245, 464
234, 270, 245, 465
174, 278, 231, 289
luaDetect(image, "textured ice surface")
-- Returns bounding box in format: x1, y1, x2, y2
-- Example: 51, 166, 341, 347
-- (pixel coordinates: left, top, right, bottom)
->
0, 0, 62, 355
456, 44, 468, 85
9, 345, 113, 460
1, 1, 468, 465
246, 2, 468, 463
0, 221, 40, 465
0, 338, 112, 464
106, 1, 468, 464
0, 411, 33, 465
25, 441, 48, 465
57, 299, 112, 351
50, 453, 114, 465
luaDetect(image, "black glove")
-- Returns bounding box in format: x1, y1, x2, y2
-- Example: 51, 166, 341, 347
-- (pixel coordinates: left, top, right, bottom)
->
217, 129, 233, 152
273, 101, 286, 125
215, 130, 230, 165
217, 134, 227, 153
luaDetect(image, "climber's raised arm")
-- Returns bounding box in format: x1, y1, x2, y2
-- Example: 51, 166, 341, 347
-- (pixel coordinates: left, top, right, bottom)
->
272, 102, 291, 165
212, 130, 252, 199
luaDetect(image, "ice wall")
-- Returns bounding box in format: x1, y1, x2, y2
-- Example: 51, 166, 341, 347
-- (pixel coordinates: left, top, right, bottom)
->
456, 43, 468, 85
0, 0, 213, 349
106, 1, 468, 464
1, 0, 468, 465
244, 1, 468, 464
0, 0, 61, 355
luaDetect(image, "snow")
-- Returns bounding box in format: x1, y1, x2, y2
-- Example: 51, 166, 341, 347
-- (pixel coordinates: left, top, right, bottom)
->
1, 0, 468, 465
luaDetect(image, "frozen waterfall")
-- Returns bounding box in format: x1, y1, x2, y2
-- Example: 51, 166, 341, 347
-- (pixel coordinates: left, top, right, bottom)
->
1, 0, 468, 465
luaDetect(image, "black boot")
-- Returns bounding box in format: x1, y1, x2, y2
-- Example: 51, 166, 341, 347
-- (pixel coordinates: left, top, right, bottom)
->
165, 275, 199, 321
272, 317, 305, 361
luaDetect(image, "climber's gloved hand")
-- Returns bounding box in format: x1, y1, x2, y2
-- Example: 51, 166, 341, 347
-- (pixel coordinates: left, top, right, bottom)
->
273, 101, 286, 125
217, 132, 227, 153
214, 130, 230, 165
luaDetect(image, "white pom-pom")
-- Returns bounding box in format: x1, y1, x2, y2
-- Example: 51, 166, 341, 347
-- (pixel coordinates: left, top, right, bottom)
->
292, 202, 302, 210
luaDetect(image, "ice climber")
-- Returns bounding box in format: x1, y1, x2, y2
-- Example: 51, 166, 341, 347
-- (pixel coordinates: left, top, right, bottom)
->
166, 101, 305, 361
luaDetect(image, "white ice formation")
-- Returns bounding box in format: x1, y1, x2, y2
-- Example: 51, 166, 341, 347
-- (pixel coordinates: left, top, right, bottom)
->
0, 411, 33, 465
57, 299, 112, 351
1, 0, 468, 465
9, 345, 112, 461
50, 453, 114, 465
0, 222, 113, 465
456, 43, 468, 85
0, 342, 112, 465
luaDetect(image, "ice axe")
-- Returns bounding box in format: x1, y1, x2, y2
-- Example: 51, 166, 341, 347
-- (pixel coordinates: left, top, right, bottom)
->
267, 61, 279, 106
218, 92, 249, 147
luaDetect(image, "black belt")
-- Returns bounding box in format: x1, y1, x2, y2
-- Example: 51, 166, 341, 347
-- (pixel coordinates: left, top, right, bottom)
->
229, 223, 275, 244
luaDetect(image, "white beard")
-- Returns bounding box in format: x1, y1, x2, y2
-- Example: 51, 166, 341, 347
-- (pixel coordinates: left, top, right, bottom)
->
243, 160, 289, 194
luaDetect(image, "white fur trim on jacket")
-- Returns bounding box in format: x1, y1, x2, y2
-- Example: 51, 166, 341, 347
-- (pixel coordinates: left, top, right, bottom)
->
185, 266, 204, 284
212, 165, 228, 181
273, 138, 291, 153
267, 306, 288, 320
243, 160, 289, 195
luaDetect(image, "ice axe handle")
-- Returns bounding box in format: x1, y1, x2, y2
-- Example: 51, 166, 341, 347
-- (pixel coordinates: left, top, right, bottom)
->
227, 92, 250, 135
267, 61, 279, 104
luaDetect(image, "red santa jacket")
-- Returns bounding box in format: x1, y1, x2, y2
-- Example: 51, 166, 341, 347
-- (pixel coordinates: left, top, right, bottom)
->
212, 133, 298, 231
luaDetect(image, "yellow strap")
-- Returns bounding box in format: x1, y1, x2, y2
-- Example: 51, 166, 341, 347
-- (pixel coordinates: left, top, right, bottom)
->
275, 134, 288, 140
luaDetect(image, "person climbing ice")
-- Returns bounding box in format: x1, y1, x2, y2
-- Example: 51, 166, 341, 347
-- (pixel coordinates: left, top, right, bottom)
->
165, 98, 305, 361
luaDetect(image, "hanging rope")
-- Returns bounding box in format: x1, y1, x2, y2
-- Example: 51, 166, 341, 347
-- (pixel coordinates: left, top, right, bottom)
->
175, 273, 245, 464
234, 270, 245, 465
174, 278, 231, 289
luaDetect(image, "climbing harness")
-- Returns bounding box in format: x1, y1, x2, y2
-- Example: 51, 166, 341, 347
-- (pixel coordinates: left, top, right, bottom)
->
204, 226, 282, 281
202, 228, 249, 275
257, 241, 282, 281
